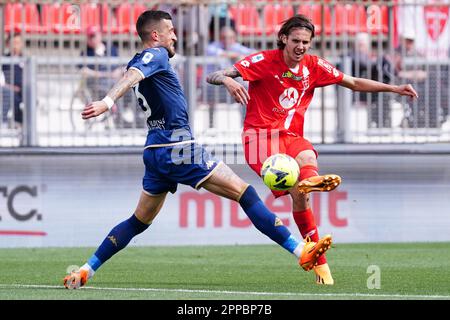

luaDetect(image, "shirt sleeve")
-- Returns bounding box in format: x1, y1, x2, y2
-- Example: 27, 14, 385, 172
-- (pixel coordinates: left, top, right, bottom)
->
233, 51, 267, 81
127, 48, 168, 79
313, 56, 344, 87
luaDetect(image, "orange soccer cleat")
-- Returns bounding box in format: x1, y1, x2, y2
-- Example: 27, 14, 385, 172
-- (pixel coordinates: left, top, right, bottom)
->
297, 174, 341, 194
299, 234, 333, 271
63, 269, 88, 289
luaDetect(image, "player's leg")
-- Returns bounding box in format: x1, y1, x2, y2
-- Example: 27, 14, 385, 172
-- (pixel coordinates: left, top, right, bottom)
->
200, 163, 332, 270
291, 147, 336, 284
289, 186, 334, 284
63, 191, 167, 289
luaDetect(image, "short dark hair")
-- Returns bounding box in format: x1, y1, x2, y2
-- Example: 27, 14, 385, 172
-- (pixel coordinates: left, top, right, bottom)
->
136, 10, 172, 43
277, 14, 315, 49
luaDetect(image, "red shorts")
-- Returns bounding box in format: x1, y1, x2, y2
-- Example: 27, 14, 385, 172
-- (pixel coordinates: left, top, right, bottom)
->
242, 130, 317, 197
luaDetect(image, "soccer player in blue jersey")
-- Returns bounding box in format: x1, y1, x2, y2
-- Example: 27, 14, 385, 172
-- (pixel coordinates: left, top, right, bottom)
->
63, 10, 332, 289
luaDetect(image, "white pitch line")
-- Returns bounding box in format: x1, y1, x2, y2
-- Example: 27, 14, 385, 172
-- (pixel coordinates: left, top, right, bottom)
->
0, 284, 449, 299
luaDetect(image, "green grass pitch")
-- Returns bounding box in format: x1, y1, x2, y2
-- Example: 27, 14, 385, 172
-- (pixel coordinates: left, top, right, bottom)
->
0, 243, 449, 300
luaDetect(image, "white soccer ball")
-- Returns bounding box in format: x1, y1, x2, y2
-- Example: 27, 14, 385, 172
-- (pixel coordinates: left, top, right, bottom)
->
260, 154, 300, 191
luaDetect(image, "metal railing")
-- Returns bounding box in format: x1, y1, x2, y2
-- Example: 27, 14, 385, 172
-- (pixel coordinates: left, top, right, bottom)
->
1, 0, 450, 147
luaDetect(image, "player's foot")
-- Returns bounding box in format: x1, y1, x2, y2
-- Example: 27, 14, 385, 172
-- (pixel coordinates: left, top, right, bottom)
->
299, 234, 332, 271
63, 269, 88, 289
298, 174, 341, 194
314, 263, 334, 285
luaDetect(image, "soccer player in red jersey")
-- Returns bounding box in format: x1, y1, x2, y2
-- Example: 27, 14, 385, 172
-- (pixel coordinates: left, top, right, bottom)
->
207, 14, 418, 285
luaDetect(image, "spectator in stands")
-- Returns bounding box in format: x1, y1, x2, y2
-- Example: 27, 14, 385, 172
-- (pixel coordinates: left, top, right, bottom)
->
388, 33, 437, 128
206, 25, 254, 64
80, 26, 122, 83
348, 32, 393, 128
158, 4, 205, 55
205, 26, 254, 120
1, 33, 24, 126
79, 26, 135, 126
1, 71, 12, 124
390, 33, 427, 81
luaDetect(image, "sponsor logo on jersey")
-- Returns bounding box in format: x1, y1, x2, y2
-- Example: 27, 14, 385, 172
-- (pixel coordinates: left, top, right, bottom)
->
142, 52, 154, 64
147, 118, 166, 130
282, 70, 303, 81
278, 87, 299, 109
318, 58, 339, 77
251, 53, 265, 63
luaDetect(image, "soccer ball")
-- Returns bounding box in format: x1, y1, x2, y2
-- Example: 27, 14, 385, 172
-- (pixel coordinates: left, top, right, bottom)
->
260, 154, 300, 191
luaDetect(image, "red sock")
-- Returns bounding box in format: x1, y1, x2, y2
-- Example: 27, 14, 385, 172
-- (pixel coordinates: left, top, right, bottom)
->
293, 208, 327, 265
300, 165, 319, 181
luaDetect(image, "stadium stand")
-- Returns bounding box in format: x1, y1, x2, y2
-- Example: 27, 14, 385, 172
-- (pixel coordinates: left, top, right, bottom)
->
4, 3, 41, 34
1, 0, 449, 147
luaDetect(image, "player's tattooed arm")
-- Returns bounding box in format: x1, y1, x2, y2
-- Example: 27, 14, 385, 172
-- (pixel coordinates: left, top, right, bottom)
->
206, 66, 250, 105
82, 68, 144, 120
106, 68, 144, 101
206, 66, 241, 85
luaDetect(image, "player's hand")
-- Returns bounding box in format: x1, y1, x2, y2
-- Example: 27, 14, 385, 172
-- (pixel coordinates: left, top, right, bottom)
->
223, 77, 250, 105
396, 84, 418, 99
81, 101, 109, 119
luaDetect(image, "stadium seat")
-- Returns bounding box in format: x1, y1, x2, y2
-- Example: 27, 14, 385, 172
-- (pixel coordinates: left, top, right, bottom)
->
335, 4, 367, 35
263, 4, 294, 35
115, 3, 147, 34
41, 3, 82, 34
81, 3, 101, 34
297, 4, 332, 36
100, 3, 119, 34
4, 3, 42, 34
229, 5, 262, 36
366, 5, 389, 35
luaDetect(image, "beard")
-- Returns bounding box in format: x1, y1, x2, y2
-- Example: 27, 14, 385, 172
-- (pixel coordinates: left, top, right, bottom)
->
166, 43, 176, 58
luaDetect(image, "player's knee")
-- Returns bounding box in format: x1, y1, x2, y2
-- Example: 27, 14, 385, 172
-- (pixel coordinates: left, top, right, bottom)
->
296, 150, 317, 167
134, 210, 154, 225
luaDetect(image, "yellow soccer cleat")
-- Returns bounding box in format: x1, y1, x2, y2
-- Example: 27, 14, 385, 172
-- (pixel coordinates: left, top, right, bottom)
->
63, 269, 88, 289
298, 174, 341, 194
299, 234, 332, 271
314, 263, 334, 285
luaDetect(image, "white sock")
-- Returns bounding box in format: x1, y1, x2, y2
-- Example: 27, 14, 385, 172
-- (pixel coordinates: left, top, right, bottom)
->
293, 242, 304, 258
80, 263, 95, 280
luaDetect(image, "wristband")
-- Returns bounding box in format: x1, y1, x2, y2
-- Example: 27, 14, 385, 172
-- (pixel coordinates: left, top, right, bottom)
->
102, 96, 114, 110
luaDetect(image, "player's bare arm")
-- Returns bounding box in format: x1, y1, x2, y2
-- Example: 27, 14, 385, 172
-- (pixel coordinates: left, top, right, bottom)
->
206, 66, 241, 84
339, 74, 418, 99
206, 66, 250, 105
81, 69, 144, 120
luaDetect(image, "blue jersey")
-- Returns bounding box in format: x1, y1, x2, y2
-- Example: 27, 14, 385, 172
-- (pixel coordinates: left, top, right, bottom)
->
127, 47, 194, 146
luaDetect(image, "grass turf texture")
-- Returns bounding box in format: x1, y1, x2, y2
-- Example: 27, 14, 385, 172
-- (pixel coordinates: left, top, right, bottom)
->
0, 243, 449, 300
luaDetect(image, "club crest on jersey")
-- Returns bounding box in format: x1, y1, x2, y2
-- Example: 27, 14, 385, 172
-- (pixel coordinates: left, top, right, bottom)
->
282, 70, 303, 81
278, 87, 299, 109
251, 53, 264, 63
142, 52, 154, 64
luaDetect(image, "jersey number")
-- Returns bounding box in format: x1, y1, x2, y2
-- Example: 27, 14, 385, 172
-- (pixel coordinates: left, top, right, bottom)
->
133, 83, 152, 118
284, 109, 296, 130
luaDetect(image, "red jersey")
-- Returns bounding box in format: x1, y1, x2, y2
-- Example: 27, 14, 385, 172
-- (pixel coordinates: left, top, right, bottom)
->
234, 49, 344, 137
